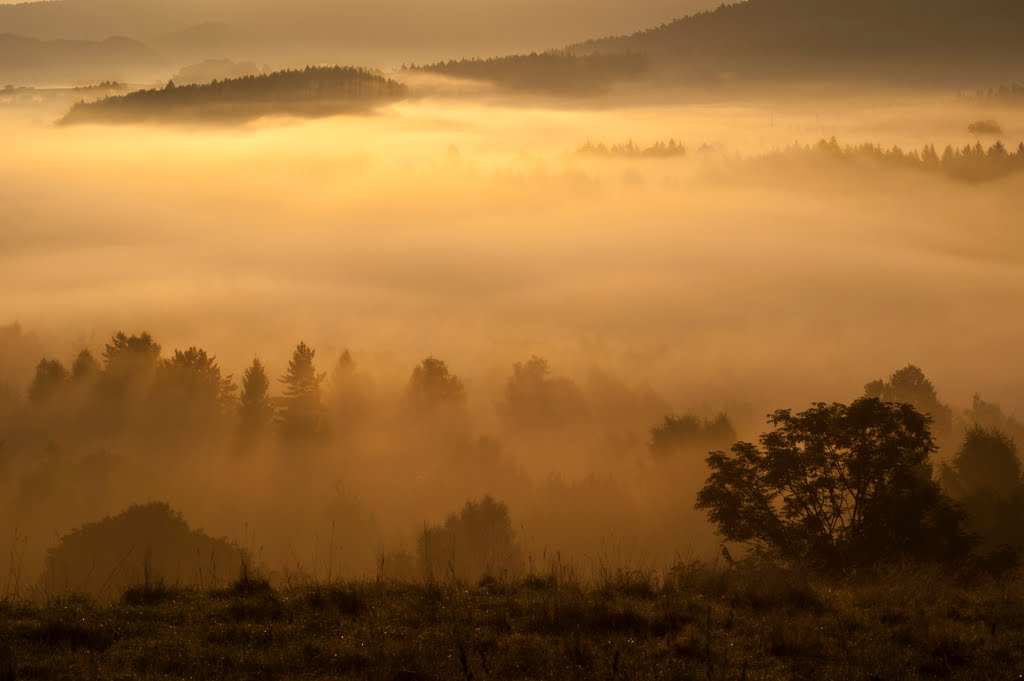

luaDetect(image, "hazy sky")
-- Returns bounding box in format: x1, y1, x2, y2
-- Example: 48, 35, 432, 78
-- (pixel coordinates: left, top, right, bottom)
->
0, 0, 727, 71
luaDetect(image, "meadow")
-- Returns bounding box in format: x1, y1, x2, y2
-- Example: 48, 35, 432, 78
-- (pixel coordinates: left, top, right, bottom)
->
3, 562, 1023, 680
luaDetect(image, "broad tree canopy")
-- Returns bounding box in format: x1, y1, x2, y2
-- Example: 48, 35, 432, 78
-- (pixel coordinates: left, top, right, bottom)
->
697, 397, 974, 571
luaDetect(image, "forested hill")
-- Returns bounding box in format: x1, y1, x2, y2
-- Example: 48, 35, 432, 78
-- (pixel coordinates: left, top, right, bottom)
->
58, 67, 409, 124
571, 0, 1024, 84
409, 52, 649, 95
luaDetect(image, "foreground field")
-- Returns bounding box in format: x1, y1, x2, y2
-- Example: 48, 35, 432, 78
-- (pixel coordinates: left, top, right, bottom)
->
1, 565, 1022, 680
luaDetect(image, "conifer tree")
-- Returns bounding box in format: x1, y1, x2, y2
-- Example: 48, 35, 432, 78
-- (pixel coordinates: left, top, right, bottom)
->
70, 349, 100, 382
29, 359, 69, 404
238, 357, 275, 438
278, 342, 326, 440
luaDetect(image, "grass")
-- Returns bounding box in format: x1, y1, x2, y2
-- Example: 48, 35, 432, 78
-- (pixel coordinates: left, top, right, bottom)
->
0, 564, 1022, 680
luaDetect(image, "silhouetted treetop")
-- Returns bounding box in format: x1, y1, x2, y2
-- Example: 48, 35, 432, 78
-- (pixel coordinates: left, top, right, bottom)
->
278, 342, 326, 440
29, 359, 69, 405
103, 331, 161, 369
499, 356, 585, 432
407, 357, 466, 410
238, 357, 274, 435
964, 394, 1024, 447
864, 364, 952, 436
327, 349, 371, 433
418, 495, 523, 582
649, 413, 735, 460
100, 331, 161, 396
945, 427, 1022, 499
70, 349, 100, 382
941, 426, 1024, 555
155, 347, 236, 413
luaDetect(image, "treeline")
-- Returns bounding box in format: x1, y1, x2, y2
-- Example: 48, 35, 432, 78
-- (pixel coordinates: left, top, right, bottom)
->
18, 334, 335, 447
407, 51, 648, 95
780, 137, 1024, 183
73, 81, 125, 91
0, 330, 734, 588
960, 82, 1024, 105
9, 334, 706, 454
58, 67, 409, 125
4, 330, 1024, 585
577, 138, 688, 158
574, 136, 1024, 183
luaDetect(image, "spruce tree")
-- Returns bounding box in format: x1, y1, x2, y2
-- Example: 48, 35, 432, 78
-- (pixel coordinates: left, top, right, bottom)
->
278, 342, 326, 440
238, 358, 275, 442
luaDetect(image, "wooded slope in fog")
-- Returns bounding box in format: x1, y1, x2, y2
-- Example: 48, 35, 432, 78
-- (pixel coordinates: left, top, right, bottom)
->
59, 67, 408, 124
574, 0, 1024, 84
416, 0, 1024, 95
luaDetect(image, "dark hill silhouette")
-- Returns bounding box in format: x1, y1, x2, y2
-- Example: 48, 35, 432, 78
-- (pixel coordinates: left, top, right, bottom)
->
58, 66, 409, 124
572, 0, 1024, 85
410, 0, 1024, 94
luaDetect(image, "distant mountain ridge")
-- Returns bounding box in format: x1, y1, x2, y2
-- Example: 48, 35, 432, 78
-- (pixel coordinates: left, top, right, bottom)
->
0, 0, 722, 57
420, 0, 1024, 93
6, 0, 1021, 89
570, 0, 1024, 83
0, 33, 159, 84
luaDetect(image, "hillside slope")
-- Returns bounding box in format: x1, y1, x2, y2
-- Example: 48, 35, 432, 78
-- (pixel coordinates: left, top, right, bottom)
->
572, 0, 1024, 84
58, 66, 408, 124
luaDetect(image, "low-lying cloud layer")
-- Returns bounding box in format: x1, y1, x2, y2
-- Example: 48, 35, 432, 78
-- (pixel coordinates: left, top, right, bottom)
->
1, 89, 1023, 591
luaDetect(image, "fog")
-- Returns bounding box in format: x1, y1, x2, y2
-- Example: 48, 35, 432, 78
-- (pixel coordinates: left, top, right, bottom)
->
2, 85, 1023, 594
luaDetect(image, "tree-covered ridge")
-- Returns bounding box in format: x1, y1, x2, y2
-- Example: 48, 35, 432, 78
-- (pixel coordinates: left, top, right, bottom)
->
408, 51, 648, 95
574, 137, 1024, 183
59, 66, 409, 125
571, 0, 1024, 83
787, 138, 1024, 184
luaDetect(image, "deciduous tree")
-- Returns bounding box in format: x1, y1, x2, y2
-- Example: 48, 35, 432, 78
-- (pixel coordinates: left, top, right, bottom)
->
697, 398, 974, 570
